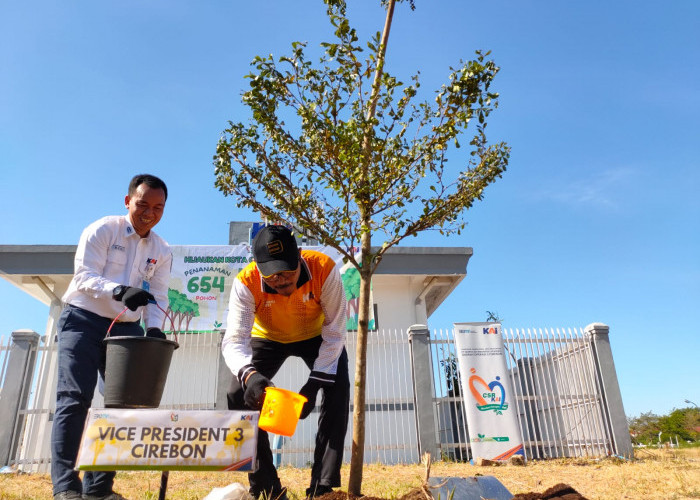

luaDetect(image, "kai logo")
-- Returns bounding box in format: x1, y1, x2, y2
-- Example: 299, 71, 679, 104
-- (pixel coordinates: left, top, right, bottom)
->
468, 368, 508, 415
483, 326, 499, 335
240, 414, 254, 421
170, 412, 179, 422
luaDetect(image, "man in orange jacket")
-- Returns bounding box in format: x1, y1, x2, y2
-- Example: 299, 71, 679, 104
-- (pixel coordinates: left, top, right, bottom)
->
222, 225, 349, 500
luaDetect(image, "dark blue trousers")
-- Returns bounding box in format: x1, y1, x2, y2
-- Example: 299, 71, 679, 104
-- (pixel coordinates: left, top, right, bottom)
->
51, 304, 142, 496
227, 336, 350, 499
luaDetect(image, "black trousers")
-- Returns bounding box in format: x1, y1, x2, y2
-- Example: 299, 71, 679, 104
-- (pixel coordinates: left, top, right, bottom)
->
227, 336, 350, 497
51, 305, 143, 496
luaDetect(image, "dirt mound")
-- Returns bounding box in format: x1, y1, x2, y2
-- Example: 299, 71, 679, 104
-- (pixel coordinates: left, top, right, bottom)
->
313, 488, 426, 500
512, 483, 588, 500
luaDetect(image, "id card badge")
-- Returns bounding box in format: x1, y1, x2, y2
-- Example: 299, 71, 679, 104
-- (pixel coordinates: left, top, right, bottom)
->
142, 258, 156, 293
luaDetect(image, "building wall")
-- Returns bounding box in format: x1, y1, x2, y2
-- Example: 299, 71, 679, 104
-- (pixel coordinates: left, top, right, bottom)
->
371, 275, 425, 330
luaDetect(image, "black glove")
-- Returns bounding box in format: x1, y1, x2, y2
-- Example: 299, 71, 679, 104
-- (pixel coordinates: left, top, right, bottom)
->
298, 379, 323, 419
146, 327, 166, 339
117, 286, 155, 311
243, 372, 273, 410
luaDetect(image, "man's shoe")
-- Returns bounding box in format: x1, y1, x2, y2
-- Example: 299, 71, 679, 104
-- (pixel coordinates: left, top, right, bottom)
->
305, 484, 333, 499
82, 493, 128, 500
54, 492, 82, 500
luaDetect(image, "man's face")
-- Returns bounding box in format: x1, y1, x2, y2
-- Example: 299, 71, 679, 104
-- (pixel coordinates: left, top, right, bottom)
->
260, 261, 301, 297
125, 183, 166, 237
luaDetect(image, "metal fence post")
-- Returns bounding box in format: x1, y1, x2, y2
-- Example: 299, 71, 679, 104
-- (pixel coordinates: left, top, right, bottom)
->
408, 324, 438, 460
585, 322, 634, 458
215, 330, 231, 409
0, 329, 41, 466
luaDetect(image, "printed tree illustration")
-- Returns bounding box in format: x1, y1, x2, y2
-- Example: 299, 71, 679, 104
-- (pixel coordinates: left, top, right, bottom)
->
164, 288, 201, 332
214, 0, 509, 492
342, 266, 375, 331
341, 266, 361, 330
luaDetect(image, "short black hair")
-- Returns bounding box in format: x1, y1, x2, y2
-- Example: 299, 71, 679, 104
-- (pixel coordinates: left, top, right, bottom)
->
128, 174, 168, 201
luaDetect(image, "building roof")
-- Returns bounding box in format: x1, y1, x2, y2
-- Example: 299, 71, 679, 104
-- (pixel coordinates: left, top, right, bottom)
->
0, 244, 472, 316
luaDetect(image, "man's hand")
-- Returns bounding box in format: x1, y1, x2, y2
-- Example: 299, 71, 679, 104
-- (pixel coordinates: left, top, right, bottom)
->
116, 286, 155, 311
146, 327, 166, 339
244, 372, 273, 410
298, 379, 322, 419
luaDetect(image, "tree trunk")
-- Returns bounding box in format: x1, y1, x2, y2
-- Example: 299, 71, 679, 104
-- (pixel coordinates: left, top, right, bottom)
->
162, 307, 173, 330
348, 1, 395, 495
348, 232, 373, 496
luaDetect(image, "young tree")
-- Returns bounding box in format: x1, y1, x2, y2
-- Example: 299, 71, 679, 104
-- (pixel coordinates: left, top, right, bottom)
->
486, 310, 503, 323
627, 411, 662, 445
214, 0, 509, 493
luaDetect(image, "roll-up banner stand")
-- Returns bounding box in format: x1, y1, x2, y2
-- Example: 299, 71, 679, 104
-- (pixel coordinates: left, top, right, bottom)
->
453, 322, 524, 460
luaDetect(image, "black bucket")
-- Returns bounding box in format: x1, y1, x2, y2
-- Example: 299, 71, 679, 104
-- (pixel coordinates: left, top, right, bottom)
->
103, 336, 179, 408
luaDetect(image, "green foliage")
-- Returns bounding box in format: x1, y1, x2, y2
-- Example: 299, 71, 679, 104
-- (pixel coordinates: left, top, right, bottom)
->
628, 407, 700, 444
213, 0, 509, 274
661, 407, 700, 442
628, 411, 662, 444
214, 1, 509, 492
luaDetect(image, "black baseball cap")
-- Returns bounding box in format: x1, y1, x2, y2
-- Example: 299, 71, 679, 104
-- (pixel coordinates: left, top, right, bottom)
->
252, 225, 300, 277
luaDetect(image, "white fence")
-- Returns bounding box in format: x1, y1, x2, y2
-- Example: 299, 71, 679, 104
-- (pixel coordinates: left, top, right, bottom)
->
0, 324, 631, 473
430, 326, 626, 461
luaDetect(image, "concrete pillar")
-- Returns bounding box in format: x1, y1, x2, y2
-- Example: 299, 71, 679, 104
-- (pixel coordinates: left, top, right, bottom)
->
585, 323, 634, 459
408, 324, 438, 460
0, 330, 41, 466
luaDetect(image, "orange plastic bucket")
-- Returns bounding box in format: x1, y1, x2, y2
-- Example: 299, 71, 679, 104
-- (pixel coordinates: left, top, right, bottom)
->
258, 387, 307, 437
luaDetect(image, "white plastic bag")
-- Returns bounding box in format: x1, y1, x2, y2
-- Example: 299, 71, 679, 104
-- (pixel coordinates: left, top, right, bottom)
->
203, 482, 253, 500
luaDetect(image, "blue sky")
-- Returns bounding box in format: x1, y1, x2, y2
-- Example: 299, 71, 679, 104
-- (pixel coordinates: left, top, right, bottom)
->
1, 1, 698, 418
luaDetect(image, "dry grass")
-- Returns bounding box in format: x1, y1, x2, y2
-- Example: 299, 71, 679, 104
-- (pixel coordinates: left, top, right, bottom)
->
1, 448, 698, 500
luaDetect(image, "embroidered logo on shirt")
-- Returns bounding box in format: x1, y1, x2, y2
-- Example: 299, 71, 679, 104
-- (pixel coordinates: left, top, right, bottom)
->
264, 300, 275, 308
126, 227, 132, 234
111, 244, 125, 251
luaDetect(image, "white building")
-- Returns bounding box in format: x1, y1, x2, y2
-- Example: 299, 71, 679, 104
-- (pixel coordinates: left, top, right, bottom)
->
0, 233, 472, 468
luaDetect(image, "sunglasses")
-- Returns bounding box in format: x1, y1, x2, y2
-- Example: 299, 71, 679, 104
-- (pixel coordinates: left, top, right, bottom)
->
260, 269, 297, 282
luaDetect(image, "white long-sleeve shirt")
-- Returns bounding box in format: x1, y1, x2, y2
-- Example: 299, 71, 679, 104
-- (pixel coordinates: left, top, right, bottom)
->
222, 250, 347, 384
62, 215, 172, 328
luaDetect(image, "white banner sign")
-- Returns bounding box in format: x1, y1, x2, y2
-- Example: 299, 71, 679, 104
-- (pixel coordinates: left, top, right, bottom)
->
165, 245, 251, 333
164, 245, 374, 333
76, 409, 258, 471
453, 322, 524, 460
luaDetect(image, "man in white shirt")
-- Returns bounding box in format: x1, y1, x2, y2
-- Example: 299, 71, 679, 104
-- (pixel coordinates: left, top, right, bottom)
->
51, 174, 172, 500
